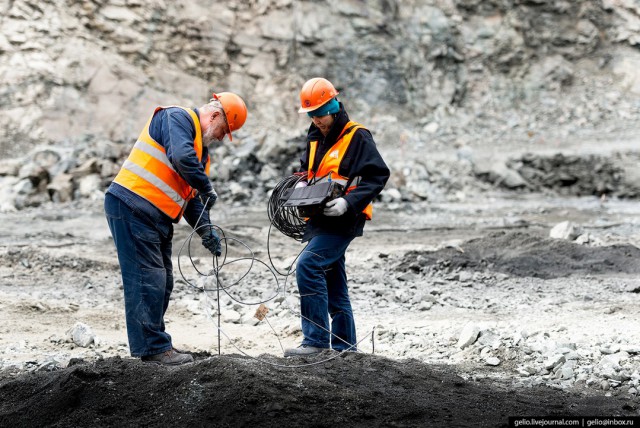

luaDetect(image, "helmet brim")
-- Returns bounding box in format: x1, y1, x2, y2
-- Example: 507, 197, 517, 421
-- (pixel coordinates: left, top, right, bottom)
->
298, 92, 339, 113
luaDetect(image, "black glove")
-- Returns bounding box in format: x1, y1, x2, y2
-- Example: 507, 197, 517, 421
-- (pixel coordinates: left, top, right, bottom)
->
201, 228, 222, 256
199, 188, 218, 211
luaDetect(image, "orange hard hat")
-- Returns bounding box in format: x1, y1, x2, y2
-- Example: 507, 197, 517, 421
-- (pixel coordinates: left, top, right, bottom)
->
211, 92, 247, 141
298, 77, 339, 113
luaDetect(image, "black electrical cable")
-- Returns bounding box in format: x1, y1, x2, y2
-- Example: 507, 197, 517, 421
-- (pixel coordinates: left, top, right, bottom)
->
174, 187, 374, 367
267, 174, 306, 241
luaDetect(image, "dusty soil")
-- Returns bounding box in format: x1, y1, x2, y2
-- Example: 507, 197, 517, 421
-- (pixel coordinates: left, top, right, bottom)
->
3, 1, 640, 425
0, 354, 636, 428
1, 182, 639, 426
399, 230, 640, 279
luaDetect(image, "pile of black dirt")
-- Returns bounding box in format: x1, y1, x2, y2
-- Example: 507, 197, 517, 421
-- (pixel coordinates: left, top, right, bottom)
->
507, 153, 624, 197
0, 353, 635, 428
399, 231, 640, 279
477, 152, 640, 198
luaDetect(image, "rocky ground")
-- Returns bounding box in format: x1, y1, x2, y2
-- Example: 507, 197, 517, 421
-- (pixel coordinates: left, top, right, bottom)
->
2, 0, 640, 426
0, 174, 639, 426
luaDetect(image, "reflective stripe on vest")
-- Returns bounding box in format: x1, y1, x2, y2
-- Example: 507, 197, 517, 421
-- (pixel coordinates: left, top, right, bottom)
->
307, 121, 373, 220
113, 106, 209, 221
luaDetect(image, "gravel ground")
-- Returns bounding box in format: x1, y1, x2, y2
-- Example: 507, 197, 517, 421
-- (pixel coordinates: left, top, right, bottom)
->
0, 188, 639, 426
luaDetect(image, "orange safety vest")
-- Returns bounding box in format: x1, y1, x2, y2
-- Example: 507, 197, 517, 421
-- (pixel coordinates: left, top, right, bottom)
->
113, 106, 211, 222
307, 121, 373, 220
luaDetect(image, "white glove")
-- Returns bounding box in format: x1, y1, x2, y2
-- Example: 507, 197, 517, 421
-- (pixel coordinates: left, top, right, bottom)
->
323, 197, 348, 216
295, 180, 308, 189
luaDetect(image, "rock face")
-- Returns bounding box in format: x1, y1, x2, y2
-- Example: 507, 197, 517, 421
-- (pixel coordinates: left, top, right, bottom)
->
1, 0, 640, 210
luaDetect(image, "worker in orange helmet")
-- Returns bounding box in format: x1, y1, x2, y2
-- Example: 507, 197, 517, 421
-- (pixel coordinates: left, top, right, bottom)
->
284, 78, 390, 357
104, 91, 247, 365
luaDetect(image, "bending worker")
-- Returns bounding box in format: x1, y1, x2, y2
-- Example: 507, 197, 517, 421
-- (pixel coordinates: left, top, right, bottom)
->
104, 92, 247, 365
284, 78, 390, 357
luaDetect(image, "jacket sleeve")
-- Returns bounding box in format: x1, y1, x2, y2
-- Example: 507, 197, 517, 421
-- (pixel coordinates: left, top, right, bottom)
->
183, 196, 212, 236
183, 150, 213, 234
162, 108, 213, 194
339, 129, 390, 215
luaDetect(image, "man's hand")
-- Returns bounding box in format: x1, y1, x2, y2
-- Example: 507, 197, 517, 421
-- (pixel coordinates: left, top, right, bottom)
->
323, 197, 348, 216
199, 188, 218, 211
201, 228, 222, 256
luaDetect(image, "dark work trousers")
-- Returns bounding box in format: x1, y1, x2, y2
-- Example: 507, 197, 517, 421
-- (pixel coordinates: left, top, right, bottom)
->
296, 234, 357, 351
104, 193, 174, 357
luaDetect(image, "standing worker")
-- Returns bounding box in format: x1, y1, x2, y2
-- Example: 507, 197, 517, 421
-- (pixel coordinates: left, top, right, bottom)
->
104, 92, 247, 365
284, 78, 390, 357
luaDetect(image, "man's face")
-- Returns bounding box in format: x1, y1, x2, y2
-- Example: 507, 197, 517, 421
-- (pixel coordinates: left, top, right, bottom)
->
311, 113, 334, 136
203, 110, 229, 145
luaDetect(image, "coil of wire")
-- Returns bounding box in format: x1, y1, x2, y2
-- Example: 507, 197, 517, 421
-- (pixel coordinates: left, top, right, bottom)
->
267, 174, 306, 241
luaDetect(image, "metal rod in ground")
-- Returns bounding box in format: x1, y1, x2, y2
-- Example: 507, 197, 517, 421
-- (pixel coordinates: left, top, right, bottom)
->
372, 329, 375, 354
217, 273, 221, 356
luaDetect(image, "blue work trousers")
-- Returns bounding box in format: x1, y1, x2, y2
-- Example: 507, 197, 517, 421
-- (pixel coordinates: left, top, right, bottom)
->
104, 193, 174, 357
296, 234, 356, 351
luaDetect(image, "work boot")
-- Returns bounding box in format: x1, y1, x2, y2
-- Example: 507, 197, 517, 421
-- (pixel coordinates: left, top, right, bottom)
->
283, 345, 326, 357
141, 349, 194, 365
